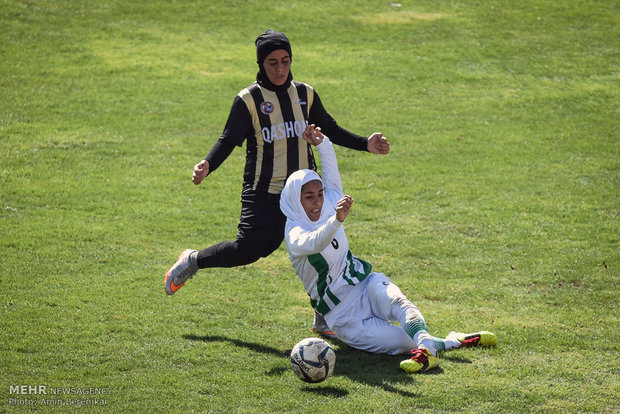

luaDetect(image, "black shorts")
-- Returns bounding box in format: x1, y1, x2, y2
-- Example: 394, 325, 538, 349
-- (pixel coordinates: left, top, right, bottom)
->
196, 190, 286, 269
236, 190, 286, 246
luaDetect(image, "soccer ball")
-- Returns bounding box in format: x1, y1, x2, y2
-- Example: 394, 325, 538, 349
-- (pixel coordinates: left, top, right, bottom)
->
289, 337, 335, 383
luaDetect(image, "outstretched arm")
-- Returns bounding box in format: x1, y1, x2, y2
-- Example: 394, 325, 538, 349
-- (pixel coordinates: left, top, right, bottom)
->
302, 124, 342, 194
192, 96, 252, 185
308, 91, 390, 154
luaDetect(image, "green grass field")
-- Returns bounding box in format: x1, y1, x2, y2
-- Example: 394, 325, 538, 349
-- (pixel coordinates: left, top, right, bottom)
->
1, 0, 618, 412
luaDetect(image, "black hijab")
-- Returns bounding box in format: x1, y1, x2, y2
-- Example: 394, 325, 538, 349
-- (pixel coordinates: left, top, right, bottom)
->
255, 30, 293, 91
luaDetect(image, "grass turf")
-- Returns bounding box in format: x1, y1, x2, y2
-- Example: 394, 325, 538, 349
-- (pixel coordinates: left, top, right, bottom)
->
1, 0, 618, 412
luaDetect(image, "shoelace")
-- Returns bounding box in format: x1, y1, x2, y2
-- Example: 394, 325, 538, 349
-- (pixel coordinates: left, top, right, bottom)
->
175, 267, 196, 283
409, 349, 428, 362
408, 349, 430, 372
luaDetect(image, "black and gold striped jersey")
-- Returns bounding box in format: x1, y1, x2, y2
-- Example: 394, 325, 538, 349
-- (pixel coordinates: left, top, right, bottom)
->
238, 80, 316, 194
206, 76, 368, 195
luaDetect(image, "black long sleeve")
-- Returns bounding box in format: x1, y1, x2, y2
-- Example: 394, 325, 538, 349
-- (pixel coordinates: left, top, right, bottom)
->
308, 91, 368, 152
205, 139, 235, 173
204, 97, 253, 173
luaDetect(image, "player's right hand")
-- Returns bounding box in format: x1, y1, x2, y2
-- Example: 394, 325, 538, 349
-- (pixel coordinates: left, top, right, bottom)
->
192, 160, 209, 185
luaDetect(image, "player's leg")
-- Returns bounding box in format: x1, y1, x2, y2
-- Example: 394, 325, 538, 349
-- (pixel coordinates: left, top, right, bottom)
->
365, 274, 437, 353
325, 301, 442, 365
364, 273, 440, 373
327, 311, 416, 355
324, 277, 430, 356
197, 192, 284, 268
444, 331, 498, 348
195, 239, 264, 268
164, 192, 283, 294
366, 276, 498, 352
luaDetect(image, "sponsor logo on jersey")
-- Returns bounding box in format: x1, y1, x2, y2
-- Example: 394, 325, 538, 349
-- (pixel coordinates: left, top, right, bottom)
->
261, 120, 309, 143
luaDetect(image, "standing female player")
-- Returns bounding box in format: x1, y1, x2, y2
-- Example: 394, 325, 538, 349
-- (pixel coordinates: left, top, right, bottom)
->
164, 30, 389, 337
280, 128, 497, 373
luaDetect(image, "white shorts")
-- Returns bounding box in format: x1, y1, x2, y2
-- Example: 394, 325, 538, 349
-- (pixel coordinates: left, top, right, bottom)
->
324, 273, 418, 355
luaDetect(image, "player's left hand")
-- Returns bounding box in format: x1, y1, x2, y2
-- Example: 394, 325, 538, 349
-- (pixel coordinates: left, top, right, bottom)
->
367, 132, 390, 154
336, 195, 354, 222
302, 124, 325, 146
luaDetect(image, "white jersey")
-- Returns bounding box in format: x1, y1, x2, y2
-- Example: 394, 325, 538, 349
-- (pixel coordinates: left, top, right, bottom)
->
282, 138, 372, 315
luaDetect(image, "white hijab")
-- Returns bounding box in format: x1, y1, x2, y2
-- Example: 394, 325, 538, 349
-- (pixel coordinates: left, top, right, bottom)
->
280, 169, 334, 231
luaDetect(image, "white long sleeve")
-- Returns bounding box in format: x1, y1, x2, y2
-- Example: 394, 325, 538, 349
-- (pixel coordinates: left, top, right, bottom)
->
285, 215, 342, 256
316, 138, 343, 197
285, 137, 345, 256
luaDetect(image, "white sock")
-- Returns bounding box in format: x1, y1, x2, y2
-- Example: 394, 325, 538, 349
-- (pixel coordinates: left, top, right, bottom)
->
444, 331, 462, 350
414, 330, 437, 356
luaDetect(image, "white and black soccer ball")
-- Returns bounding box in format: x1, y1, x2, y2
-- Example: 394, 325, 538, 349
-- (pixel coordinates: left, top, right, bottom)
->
289, 337, 335, 383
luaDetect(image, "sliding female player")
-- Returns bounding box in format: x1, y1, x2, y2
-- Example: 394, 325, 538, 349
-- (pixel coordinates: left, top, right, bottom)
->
280, 126, 497, 372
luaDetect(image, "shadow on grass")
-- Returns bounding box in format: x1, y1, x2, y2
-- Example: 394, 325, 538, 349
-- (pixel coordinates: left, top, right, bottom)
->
183, 334, 440, 398
184, 334, 289, 357
301, 385, 349, 398
441, 353, 473, 364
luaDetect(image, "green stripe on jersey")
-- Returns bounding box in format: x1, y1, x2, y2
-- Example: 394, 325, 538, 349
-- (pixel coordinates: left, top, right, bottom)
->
315, 287, 340, 315
308, 253, 329, 298
308, 254, 342, 315
325, 288, 340, 307
343, 250, 372, 285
